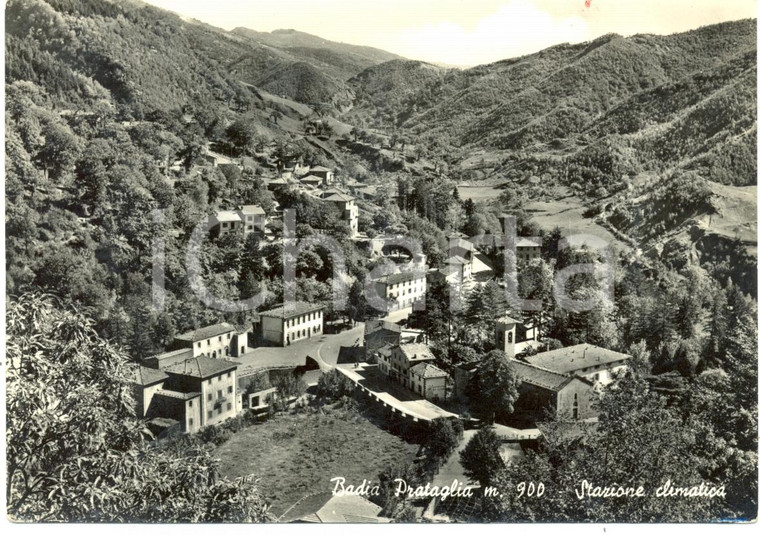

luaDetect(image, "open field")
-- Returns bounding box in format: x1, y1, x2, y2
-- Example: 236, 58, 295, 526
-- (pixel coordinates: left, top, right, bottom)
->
525, 195, 631, 251
456, 183, 630, 250
456, 184, 505, 201
215, 408, 419, 518
702, 182, 757, 255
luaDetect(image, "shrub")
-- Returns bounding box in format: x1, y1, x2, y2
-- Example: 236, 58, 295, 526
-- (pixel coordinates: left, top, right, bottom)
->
315, 369, 355, 401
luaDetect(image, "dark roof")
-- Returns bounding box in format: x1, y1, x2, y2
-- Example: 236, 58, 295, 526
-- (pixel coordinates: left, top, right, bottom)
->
511, 360, 575, 392
154, 389, 201, 401
364, 319, 403, 336
376, 271, 425, 285
259, 301, 324, 319
148, 347, 194, 361
136, 366, 169, 386
409, 362, 449, 379
164, 356, 238, 379
175, 323, 236, 342
525, 344, 630, 374
324, 192, 354, 202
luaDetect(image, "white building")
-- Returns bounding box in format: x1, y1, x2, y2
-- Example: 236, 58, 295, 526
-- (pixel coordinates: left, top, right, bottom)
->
259, 302, 325, 346
376, 343, 449, 401
209, 205, 267, 238
324, 192, 359, 237
173, 322, 249, 359
238, 204, 267, 237
375, 271, 426, 312
211, 211, 243, 237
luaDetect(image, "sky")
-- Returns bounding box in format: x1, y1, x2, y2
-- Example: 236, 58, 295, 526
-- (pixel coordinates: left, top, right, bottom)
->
143, 0, 757, 66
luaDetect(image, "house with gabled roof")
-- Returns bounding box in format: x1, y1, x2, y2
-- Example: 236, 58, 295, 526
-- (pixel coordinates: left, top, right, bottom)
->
300, 174, 324, 187
172, 322, 249, 360
524, 343, 629, 386
259, 301, 325, 346
408, 361, 449, 401
308, 165, 334, 184
453, 356, 595, 423
510, 360, 595, 422
375, 342, 451, 401
323, 191, 358, 237
454, 343, 631, 424
374, 270, 427, 312
134, 355, 240, 435
278, 492, 391, 523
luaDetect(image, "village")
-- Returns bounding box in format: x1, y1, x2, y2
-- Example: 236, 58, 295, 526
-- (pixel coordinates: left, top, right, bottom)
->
134, 154, 632, 522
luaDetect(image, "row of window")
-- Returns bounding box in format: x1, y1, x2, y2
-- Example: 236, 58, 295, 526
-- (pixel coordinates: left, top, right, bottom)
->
287, 325, 321, 341
285, 312, 321, 328
205, 402, 232, 421
197, 333, 233, 348
206, 385, 234, 402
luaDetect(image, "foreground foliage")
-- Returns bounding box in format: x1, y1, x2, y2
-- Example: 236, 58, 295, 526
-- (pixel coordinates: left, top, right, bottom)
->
6, 293, 271, 522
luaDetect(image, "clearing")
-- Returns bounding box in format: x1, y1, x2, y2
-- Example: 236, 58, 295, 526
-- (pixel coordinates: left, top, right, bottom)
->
215, 408, 419, 518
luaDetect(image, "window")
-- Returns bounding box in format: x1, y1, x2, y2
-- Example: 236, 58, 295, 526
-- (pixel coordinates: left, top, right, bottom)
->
197, 342, 201, 348
227, 372, 231, 379
241, 346, 245, 354
218, 336, 221, 341
217, 390, 222, 398
227, 333, 231, 339
189, 418, 194, 427
594, 373, 600, 381
227, 402, 232, 411
189, 400, 193, 408
207, 411, 213, 419
227, 386, 233, 394
207, 393, 212, 401
507, 332, 513, 343
207, 340, 210, 345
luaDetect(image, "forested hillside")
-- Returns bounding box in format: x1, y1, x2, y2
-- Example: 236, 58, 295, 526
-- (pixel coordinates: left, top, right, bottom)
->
343, 20, 757, 283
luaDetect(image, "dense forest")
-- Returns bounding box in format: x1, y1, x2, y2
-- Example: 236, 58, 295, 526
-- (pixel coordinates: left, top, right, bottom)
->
5, 0, 757, 523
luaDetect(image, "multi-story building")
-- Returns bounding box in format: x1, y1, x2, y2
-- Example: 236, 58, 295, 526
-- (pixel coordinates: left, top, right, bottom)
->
524, 343, 630, 386
363, 319, 426, 356
376, 343, 449, 402
174, 322, 249, 359
374, 271, 426, 312
209, 205, 267, 238
453, 343, 630, 423
143, 323, 249, 369
135, 356, 239, 434
516, 237, 542, 262
309, 165, 334, 184
210, 210, 243, 237
324, 192, 359, 237
238, 204, 267, 237
259, 302, 325, 346
443, 255, 472, 281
